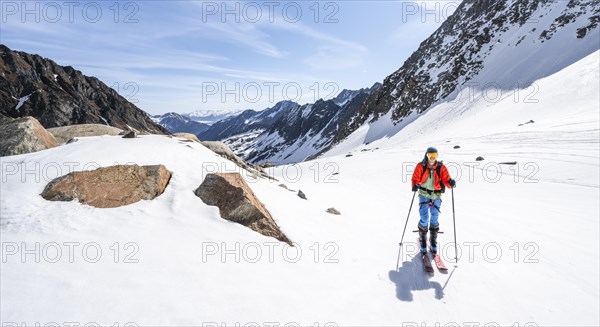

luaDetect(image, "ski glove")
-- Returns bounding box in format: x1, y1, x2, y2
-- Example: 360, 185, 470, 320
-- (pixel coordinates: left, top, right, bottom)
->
412, 185, 418, 192
449, 179, 456, 188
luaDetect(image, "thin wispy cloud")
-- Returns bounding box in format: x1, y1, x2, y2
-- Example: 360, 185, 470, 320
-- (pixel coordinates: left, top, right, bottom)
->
1, 1, 454, 113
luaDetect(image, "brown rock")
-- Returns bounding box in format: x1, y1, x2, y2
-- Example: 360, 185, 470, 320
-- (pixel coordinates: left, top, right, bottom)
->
41, 164, 171, 208
122, 130, 137, 138
201, 141, 247, 167
173, 133, 201, 143
201, 141, 275, 180
0, 116, 58, 156
47, 124, 123, 144
195, 173, 291, 245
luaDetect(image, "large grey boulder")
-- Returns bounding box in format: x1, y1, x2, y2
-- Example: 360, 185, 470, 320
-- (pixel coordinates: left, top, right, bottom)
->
0, 116, 58, 156
195, 173, 291, 245
47, 124, 123, 144
41, 164, 171, 208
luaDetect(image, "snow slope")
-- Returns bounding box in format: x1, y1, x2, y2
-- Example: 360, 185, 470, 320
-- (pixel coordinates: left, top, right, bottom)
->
1, 52, 599, 325
321, 0, 600, 157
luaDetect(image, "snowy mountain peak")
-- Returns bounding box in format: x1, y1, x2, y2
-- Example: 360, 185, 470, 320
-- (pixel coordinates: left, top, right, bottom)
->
319, 0, 600, 156
199, 86, 378, 164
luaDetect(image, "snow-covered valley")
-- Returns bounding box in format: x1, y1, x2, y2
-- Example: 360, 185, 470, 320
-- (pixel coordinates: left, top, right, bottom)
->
1, 50, 598, 326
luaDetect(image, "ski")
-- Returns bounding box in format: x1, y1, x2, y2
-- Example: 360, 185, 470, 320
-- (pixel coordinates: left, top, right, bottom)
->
417, 238, 434, 273
428, 241, 448, 271
422, 253, 434, 273
431, 252, 448, 271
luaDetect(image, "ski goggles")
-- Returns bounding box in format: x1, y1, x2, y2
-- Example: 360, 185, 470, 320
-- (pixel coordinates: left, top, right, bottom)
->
426, 152, 438, 159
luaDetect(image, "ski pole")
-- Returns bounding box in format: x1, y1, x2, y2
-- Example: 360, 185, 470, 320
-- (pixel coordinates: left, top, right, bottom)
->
397, 190, 417, 270
399, 190, 417, 247
451, 187, 458, 263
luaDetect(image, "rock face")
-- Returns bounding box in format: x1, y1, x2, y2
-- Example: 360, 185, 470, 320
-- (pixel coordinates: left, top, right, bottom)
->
0, 112, 13, 123
47, 124, 123, 144
0, 44, 167, 134
0, 116, 58, 156
195, 173, 291, 244
41, 164, 171, 208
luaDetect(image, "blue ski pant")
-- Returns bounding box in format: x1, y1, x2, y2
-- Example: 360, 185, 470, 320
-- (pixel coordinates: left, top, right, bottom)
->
418, 195, 442, 228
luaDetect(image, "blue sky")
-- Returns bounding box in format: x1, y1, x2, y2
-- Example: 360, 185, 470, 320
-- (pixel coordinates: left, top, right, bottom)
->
1, 0, 459, 114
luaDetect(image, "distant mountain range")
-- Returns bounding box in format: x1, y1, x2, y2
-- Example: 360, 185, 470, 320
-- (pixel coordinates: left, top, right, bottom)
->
184, 109, 244, 125
151, 84, 381, 165
228, 84, 380, 164
151, 112, 210, 135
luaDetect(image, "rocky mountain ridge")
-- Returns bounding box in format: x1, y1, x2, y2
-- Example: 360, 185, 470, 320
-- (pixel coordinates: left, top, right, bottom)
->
316, 0, 600, 157
0, 44, 166, 134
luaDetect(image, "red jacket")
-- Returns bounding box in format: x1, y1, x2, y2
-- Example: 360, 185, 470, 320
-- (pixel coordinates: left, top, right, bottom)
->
411, 161, 453, 190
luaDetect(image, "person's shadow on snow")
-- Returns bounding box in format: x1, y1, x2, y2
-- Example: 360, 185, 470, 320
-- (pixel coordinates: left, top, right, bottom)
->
389, 255, 444, 301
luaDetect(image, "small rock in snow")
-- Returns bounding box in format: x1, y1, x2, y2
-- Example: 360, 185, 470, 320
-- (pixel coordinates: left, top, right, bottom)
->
297, 190, 307, 200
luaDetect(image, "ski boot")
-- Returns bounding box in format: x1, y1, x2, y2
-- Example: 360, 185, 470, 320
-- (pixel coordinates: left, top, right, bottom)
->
418, 224, 428, 255
429, 223, 440, 254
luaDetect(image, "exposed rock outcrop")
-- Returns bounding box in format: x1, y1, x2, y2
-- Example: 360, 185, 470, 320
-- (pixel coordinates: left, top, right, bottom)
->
173, 133, 201, 143
0, 116, 58, 156
41, 164, 171, 208
47, 124, 123, 144
200, 141, 273, 180
195, 173, 291, 244
122, 130, 137, 138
